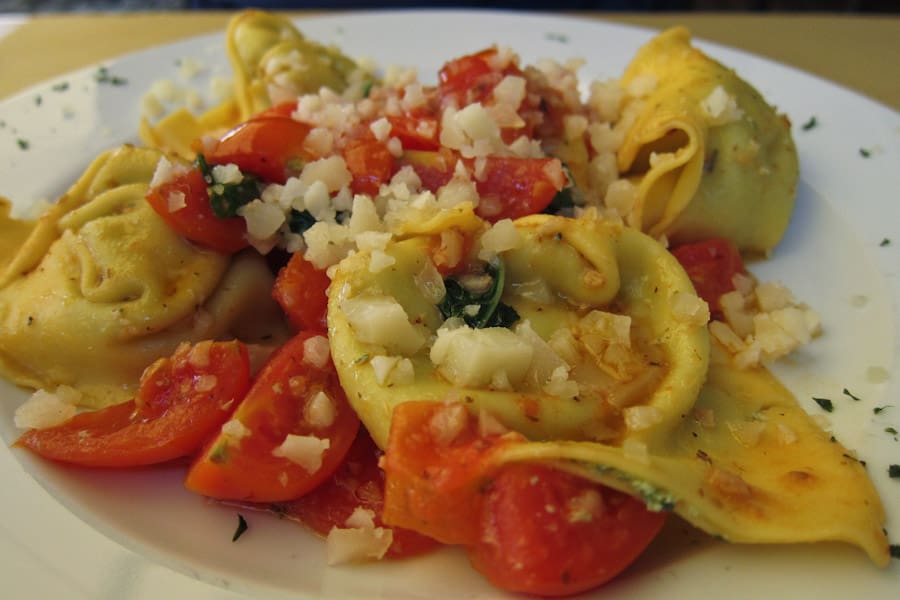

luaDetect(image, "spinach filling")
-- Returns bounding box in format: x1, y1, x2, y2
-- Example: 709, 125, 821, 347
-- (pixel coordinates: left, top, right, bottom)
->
438, 257, 520, 329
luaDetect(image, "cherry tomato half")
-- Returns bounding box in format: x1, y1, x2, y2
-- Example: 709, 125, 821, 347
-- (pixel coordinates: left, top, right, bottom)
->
184, 331, 359, 502
16, 340, 251, 468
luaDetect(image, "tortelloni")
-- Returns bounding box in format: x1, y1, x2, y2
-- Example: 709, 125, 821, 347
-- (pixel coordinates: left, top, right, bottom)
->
140, 11, 371, 160
0, 145, 289, 409
328, 211, 889, 566
617, 27, 799, 254
226, 10, 371, 121
327, 212, 711, 451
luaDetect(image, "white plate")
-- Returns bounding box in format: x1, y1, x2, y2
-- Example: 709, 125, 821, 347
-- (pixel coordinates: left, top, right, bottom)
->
1, 10, 898, 600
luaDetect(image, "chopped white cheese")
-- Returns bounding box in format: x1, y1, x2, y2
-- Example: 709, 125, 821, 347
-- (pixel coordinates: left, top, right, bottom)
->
14, 386, 81, 430
304, 391, 336, 429
341, 295, 426, 355
302, 335, 331, 369
271, 434, 330, 473
430, 325, 533, 388
325, 507, 393, 565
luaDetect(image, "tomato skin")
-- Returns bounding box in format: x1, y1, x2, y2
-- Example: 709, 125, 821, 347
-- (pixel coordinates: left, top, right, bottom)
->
474, 156, 565, 221
400, 151, 566, 222
254, 101, 297, 119
342, 136, 395, 196
205, 116, 314, 184
386, 115, 440, 151
145, 167, 249, 254
468, 463, 668, 597
184, 331, 359, 502
671, 238, 746, 312
16, 340, 251, 468
381, 401, 512, 546
272, 252, 331, 332
276, 430, 440, 559
438, 48, 509, 109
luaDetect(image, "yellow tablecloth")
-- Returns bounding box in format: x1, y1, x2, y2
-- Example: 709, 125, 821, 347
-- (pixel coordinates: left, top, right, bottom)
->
0, 11, 897, 110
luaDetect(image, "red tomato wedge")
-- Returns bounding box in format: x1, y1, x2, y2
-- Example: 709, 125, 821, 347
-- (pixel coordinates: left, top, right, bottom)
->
438, 48, 517, 109
468, 463, 668, 597
474, 156, 566, 221
386, 115, 440, 151
399, 151, 566, 222
272, 252, 331, 332
342, 135, 395, 196
381, 401, 514, 546
671, 238, 746, 313
276, 430, 440, 559
204, 116, 315, 184
184, 331, 359, 502
254, 101, 298, 119
145, 166, 249, 254
16, 340, 251, 468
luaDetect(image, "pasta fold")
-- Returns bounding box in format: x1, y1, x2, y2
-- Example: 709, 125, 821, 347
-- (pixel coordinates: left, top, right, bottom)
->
0, 145, 288, 408
617, 27, 798, 253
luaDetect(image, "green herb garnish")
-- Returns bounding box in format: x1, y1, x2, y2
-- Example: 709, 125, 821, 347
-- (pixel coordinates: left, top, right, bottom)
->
886, 427, 898, 435
880, 238, 891, 247
51, 81, 69, 92
859, 148, 871, 158
842, 388, 861, 402
232, 514, 248, 542
196, 153, 262, 218
287, 208, 317, 234
543, 186, 577, 215
874, 405, 892, 415
890, 544, 900, 560
94, 66, 128, 86
16, 138, 29, 150
813, 397, 834, 412
438, 257, 519, 329
801, 116, 818, 131
889, 464, 900, 478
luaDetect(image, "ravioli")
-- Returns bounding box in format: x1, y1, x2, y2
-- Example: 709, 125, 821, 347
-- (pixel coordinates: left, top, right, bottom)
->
327, 210, 888, 566
491, 342, 890, 566
225, 10, 369, 121
0, 145, 289, 408
617, 27, 798, 254
327, 212, 710, 451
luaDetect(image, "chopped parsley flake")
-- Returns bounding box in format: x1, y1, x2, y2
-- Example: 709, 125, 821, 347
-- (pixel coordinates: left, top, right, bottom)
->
886, 427, 898, 435
16, 138, 29, 150
94, 66, 128, 86
880, 238, 891, 247
859, 148, 872, 158
842, 388, 861, 402
874, 405, 892, 415
196, 153, 261, 218
813, 397, 834, 412
889, 464, 900, 478
52, 81, 70, 92
232, 513, 248, 541
545, 32, 570, 43
34, 95, 42, 106
891, 544, 900, 560
801, 116, 818, 131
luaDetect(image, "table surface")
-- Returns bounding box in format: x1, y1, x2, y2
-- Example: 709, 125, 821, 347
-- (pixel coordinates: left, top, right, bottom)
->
0, 11, 898, 110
